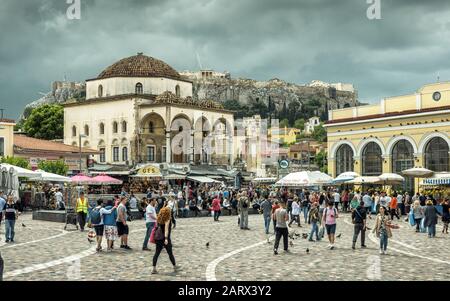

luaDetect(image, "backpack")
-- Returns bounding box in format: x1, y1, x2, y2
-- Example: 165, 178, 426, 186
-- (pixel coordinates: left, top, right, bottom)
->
242, 198, 248, 208
90, 208, 101, 225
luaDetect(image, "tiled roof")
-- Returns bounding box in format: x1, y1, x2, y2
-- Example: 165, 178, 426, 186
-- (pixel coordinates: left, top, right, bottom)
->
0, 118, 15, 124
96, 53, 182, 80
14, 135, 100, 154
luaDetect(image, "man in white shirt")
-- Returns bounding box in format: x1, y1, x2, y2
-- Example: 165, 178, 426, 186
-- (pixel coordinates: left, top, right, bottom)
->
142, 198, 157, 251
129, 194, 138, 209
54, 189, 64, 210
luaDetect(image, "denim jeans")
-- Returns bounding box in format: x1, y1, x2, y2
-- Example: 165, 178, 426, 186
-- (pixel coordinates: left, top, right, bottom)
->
302, 206, 309, 223
380, 231, 388, 251
427, 224, 436, 237
143, 222, 155, 248
309, 221, 319, 240
263, 215, 271, 234
5, 219, 15, 241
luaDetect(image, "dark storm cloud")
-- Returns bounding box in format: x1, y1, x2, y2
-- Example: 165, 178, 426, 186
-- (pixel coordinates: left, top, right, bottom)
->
1, 0, 450, 118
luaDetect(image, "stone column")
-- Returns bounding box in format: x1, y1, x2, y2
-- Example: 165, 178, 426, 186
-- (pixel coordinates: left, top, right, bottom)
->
166, 131, 171, 163
190, 129, 195, 164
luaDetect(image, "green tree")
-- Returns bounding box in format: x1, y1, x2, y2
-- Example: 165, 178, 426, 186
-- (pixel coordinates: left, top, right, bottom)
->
279, 118, 289, 128
1, 156, 30, 169
312, 123, 327, 142
37, 159, 69, 176
315, 150, 328, 173
293, 118, 305, 131
23, 104, 64, 140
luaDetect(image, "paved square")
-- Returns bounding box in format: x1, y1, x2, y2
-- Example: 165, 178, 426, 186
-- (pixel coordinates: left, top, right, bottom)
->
0, 212, 448, 281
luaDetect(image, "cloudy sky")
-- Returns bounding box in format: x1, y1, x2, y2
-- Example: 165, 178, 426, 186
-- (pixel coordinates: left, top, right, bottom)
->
2, 0, 450, 118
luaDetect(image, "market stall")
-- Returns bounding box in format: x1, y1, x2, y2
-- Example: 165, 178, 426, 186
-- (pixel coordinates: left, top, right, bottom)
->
275, 171, 333, 189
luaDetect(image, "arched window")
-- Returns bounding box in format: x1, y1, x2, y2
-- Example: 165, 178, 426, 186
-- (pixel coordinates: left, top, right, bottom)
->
175, 85, 181, 97
425, 137, 449, 172
122, 121, 127, 133
392, 140, 414, 173
72, 126, 77, 137
99, 123, 105, 135
335, 144, 354, 175
84, 125, 89, 136
362, 142, 383, 176
98, 85, 103, 97
149, 121, 154, 133
135, 83, 143, 94
113, 121, 118, 134
122, 147, 128, 162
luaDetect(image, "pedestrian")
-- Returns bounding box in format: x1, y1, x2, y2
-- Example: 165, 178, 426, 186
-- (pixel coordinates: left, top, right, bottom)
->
129, 193, 138, 209
308, 202, 321, 241
333, 189, 340, 212
322, 201, 338, 250
102, 199, 118, 252
273, 201, 289, 255
55, 188, 64, 210
76, 192, 89, 232
288, 197, 301, 227
167, 196, 178, 228
189, 198, 200, 217
404, 192, 412, 217
350, 194, 359, 212
441, 199, 449, 234
271, 200, 280, 233
259, 197, 272, 235
0, 191, 6, 228
211, 195, 221, 222
3, 195, 18, 243
342, 190, 349, 213
397, 192, 404, 216
362, 192, 373, 219
152, 201, 180, 274
423, 200, 440, 238
373, 206, 392, 255
90, 199, 105, 252
389, 194, 400, 220
143, 198, 157, 251
352, 201, 367, 250
116, 196, 131, 250
412, 200, 424, 233
238, 192, 250, 230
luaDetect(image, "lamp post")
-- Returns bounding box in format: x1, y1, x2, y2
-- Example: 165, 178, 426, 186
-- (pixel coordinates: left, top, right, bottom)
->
79, 134, 87, 174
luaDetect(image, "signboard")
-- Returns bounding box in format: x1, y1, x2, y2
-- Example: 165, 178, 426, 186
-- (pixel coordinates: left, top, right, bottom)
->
137, 165, 162, 177
279, 159, 290, 169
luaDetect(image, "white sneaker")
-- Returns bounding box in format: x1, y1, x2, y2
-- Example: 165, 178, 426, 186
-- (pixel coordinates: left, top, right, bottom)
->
383, 250, 387, 255
379, 250, 383, 255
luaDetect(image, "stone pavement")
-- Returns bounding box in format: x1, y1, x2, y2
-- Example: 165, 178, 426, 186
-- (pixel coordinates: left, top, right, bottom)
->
0, 212, 448, 281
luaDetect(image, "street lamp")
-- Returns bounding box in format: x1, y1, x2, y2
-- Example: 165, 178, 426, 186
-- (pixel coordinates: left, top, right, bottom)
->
79, 134, 87, 173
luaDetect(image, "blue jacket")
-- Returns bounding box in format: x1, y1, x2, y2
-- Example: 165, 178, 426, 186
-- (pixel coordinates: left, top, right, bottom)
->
102, 206, 117, 226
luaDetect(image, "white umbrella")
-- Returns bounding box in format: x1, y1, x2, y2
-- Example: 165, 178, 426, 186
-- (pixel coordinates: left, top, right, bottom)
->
333, 172, 360, 184
346, 176, 382, 185
379, 173, 405, 184
32, 170, 72, 182
402, 167, 433, 177
0, 163, 41, 178
276, 171, 333, 187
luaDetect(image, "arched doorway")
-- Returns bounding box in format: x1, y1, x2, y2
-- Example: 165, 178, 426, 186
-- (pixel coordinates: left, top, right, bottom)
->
171, 115, 192, 163
139, 113, 166, 163
335, 144, 354, 175
424, 137, 449, 172
362, 142, 382, 176
194, 117, 211, 164
391, 140, 414, 193
211, 118, 233, 165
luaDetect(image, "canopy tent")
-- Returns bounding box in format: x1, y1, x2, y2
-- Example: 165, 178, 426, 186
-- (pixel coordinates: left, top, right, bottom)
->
332, 172, 360, 184
421, 173, 450, 186
186, 176, 221, 184
346, 176, 382, 185
251, 177, 277, 183
91, 174, 123, 185
0, 163, 41, 178
275, 171, 333, 187
164, 174, 187, 180
31, 170, 72, 182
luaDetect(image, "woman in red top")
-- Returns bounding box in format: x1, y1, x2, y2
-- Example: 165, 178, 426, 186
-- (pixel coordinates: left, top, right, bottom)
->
212, 196, 222, 221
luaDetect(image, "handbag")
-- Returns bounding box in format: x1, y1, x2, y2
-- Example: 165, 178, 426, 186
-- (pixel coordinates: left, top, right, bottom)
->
149, 224, 157, 244
154, 225, 164, 241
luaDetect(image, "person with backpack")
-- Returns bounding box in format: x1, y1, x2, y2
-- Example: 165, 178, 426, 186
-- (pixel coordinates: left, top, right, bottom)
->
308, 202, 321, 241
238, 192, 250, 230
90, 199, 116, 252
102, 199, 118, 252
322, 201, 339, 250
352, 201, 367, 250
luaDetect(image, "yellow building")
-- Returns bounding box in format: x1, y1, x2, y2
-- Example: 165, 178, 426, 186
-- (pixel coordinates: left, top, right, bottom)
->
268, 127, 300, 145
325, 82, 450, 192
0, 118, 15, 158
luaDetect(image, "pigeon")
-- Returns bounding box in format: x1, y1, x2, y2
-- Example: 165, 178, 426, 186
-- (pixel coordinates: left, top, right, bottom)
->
336, 234, 342, 239
294, 233, 300, 237
22, 223, 26, 228
290, 240, 294, 247
206, 242, 210, 248
306, 248, 310, 254
302, 233, 308, 239
87, 238, 94, 244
